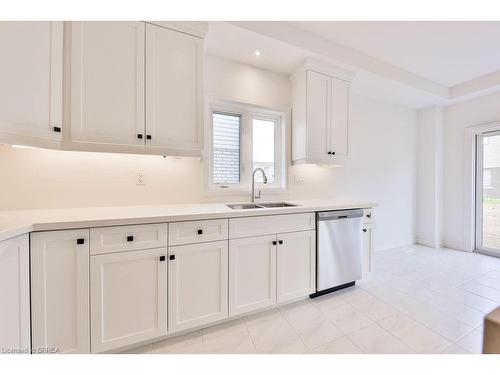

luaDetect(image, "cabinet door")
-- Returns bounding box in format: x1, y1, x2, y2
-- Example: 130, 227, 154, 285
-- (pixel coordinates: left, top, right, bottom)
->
330, 77, 349, 157
0, 22, 63, 142
168, 241, 228, 332
146, 23, 203, 154
90, 247, 167, 353
229, 235, 277, 316
306, 70, 331, 162
362, 226, 373, 275
71, 21, 145, 146
0, 235, 30, 352
31, 230, 90, 354
277, 231, 316, 303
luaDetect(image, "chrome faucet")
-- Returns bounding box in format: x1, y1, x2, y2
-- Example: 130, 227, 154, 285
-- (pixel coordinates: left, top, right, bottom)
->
252, 168, 268, 203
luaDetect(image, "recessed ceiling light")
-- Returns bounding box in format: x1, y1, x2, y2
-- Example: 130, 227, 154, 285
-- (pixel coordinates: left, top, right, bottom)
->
254, 49, 261, 57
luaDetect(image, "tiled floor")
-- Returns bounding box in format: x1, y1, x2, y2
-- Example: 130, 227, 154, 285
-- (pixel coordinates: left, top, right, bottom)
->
121, 245, 500, 354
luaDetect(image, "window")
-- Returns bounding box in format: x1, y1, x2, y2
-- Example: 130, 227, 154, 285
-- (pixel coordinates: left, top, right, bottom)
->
205, 101, 286, 193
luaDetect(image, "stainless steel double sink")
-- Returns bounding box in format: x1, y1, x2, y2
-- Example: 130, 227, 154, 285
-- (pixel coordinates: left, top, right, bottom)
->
226, 202, 299, 210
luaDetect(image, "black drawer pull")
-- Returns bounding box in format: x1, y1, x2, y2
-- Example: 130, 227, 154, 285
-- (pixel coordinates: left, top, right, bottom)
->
331, 151, 336, 155
159, 256, 165, 262
272, 240, 277, 245
146, 135, 152, 140
278, 240, 283, 245
53, 126, 61, 133
169, 255, 175, 260
363, 229, 367, 233
137, 134, 143, 139
366, 214, 371, 218
197, 229, 203, 235
127, 235, 134, 242
327, 151, 332, 155
76, 238, 85, 245
338, 215, 348, 219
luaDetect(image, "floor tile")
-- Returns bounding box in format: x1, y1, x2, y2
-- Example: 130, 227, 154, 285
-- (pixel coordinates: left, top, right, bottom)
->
440, 343, 471, 354
312, 336, 363, 354
456, 328, 484, 354
152, 330, 204, 354
460, 281, 500, 303
320, 304, 373, 334
202, 319, 256, 354
348, 324, 414, 354
378, 313, 452, 353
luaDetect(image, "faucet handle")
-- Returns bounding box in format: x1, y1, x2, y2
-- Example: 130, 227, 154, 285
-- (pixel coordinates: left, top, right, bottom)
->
255, 189, 262, 199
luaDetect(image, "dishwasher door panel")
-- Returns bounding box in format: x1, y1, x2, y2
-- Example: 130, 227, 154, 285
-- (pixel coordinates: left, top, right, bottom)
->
317, 216, 363, 291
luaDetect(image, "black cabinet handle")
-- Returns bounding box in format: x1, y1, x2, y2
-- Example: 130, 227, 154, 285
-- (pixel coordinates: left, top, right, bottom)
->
366, 214, 371, 218
137, 134, 143, 139
331, 151, 336, 155
272, 240, 277, 245
363, 229, 367, 233
159, 256, 165, 262
127, 235, 134, 242
169, 255, 175, 260
197, 229, 203, 235
53, 126, 61, 133
146, 135, 152, 140
327, 151, 332, 155
278, 240, 283, 245
76, 238, 85, 245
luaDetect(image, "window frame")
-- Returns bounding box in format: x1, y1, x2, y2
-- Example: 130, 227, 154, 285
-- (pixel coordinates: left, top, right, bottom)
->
204, 99, 287, 195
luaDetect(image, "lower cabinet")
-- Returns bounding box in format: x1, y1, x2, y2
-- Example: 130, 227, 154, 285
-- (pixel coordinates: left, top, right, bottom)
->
277, 230, 316, 303
362, 225, 373, 274
0, 235, 30, 353
31, 230, 90, 354
90, 247, 167, 353
229, 235, 277, 316
168, 241, 228, 333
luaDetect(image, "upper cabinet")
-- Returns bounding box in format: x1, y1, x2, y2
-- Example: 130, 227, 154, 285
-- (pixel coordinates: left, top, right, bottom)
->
0, 22, 63, 146
70, 22, 146, 148
145, 23, 203, 155
69, 21, 204, 156
291, 60, 354, 165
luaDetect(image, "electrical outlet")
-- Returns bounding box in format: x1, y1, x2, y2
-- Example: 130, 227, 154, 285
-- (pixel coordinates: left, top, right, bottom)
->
136, 172, 145, 186
294, 175, 305, 185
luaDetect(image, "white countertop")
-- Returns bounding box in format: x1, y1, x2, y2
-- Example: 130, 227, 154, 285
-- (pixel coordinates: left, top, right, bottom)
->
0, 200, 376, 242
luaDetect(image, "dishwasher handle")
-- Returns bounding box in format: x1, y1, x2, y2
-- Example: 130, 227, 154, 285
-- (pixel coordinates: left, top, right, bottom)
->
317, 209, 364, 221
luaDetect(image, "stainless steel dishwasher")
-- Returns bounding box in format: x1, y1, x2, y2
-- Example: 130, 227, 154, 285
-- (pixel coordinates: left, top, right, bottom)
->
311, 209, 364, 297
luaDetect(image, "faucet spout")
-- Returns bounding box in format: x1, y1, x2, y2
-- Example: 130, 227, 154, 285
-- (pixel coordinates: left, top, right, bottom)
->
252, 168, 268, 203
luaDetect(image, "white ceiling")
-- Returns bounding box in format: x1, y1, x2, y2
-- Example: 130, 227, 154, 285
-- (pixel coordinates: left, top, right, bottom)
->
289, 21, 500, 87
205, 21, 500, 108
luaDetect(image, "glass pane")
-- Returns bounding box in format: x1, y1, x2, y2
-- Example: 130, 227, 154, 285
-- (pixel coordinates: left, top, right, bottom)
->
482, 133, 500, 250
253, 119, 275, 184
212, 112, 240, 184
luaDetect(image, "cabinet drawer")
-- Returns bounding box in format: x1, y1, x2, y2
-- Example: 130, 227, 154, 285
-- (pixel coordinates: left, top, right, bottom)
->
169, 219, 228, 246
363, 209, 373, 224
90, 224, 167, 255
229, 213, 315, 239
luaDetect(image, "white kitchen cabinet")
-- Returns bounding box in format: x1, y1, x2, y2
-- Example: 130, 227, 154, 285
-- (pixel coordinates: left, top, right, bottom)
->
168, 219, 228, 246
31, 230, 90, 354
291, 60, 353, 165
277, 230, 316, 303
362, 225, 373, 274
0, 235, 30, 353
229, 235, 277, 316
0, 22, 63, 145
145, 23, 203, 156
90, 247, 167, 353
70, 21, 146, 147
168, 241, 228, 332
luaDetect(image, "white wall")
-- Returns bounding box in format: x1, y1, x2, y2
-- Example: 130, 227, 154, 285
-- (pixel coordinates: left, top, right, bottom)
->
0, 56, 417, 251
416, 106, 443, 248
442, 91, 500, 250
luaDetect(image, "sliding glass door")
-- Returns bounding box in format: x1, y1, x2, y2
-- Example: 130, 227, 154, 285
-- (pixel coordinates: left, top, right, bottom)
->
476, 130, 500, 255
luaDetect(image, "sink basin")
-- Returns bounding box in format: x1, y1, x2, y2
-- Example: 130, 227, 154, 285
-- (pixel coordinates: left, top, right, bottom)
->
226, 203, 264, 210
258, 202, 299, 208
226, 202, 300, 209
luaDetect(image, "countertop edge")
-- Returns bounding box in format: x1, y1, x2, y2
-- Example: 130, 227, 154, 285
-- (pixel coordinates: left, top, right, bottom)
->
0, 201, 376, 242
